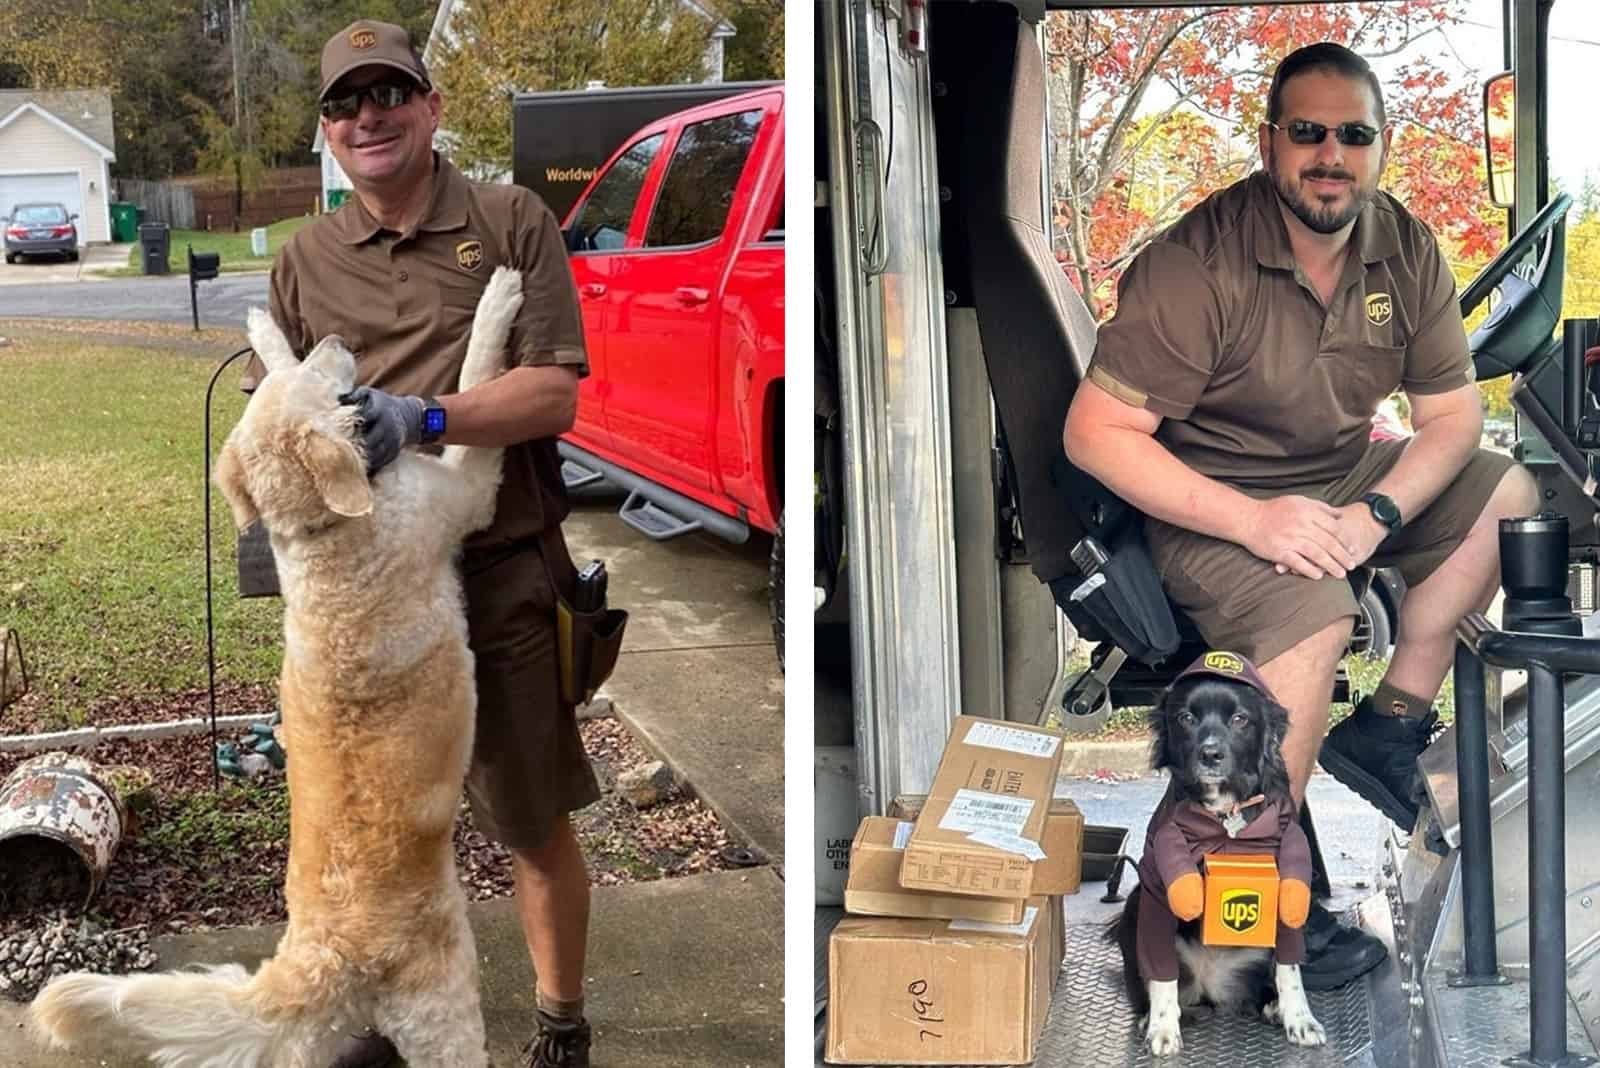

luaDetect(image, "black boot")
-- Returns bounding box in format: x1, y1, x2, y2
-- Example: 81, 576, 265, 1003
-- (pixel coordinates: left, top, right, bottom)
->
1319, 696, 1437, 829
1299, 900, 1388, 991
522, 1009, 592, 1067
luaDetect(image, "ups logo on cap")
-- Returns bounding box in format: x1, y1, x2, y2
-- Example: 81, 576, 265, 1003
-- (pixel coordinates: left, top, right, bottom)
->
350, 28, 378, 50
1366, 291, 1393, 326
1203, 651, 1244, 674
456, 240, 484, 272
1220, 888, 1262, 933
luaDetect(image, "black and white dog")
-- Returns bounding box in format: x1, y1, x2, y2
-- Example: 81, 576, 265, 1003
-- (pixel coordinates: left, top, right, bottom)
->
1111, 652, 1326, 1056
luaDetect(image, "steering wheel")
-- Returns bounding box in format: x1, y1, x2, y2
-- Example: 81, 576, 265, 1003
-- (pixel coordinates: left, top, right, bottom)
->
1459, 192, 1572, 318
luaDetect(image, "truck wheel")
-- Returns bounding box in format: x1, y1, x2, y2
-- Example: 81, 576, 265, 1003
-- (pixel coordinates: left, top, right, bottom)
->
769, 512, 784, 671
1350, 584, 1393, 659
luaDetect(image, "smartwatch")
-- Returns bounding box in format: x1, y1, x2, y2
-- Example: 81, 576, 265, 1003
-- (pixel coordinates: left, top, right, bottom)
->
418, 396, 447, 445
1361, 492, 1402, 533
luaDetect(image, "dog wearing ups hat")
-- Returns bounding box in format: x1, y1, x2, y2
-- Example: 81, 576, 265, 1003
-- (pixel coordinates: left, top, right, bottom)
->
1109, 650, 1327, 1056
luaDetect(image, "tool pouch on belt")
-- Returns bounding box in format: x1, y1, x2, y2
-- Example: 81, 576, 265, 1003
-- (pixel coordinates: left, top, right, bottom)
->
1048, 516, 1179, 667
539, 529, 628, 706
555, 599, 628, 706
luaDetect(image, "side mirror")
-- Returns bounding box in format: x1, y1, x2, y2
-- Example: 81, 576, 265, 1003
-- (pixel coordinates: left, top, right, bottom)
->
1483, 71, 1515, 209
69, 213, 79, 221
562, 225, 583, 254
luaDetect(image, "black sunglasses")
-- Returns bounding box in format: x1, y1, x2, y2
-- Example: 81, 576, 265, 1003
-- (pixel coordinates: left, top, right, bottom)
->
1269, 119, 1381, 147
320, 82, 417, 121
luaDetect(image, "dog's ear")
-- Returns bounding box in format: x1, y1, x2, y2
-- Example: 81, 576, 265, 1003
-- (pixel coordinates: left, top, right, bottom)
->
1256, 693, 1293, 800
295, 422, 373, 518
303, 334, 357, 391
1147, 686, 1177, 773
213, 438, 260, 531
246, 307, 300, 376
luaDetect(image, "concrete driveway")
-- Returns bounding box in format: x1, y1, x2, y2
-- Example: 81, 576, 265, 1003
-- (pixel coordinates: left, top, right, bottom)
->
0, 241, 130, 284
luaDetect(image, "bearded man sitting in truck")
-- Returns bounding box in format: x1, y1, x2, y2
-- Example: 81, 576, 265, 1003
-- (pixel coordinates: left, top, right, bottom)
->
1062, 42, 1538, 990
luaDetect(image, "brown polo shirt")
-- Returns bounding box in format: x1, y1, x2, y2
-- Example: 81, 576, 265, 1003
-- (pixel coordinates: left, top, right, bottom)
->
243, 155, 587, 547
1088, 170, 1473, 491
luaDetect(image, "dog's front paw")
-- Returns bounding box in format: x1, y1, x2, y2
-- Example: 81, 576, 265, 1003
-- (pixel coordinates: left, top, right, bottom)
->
1145, 1015, 1183, 1056
1273, 963, 1325, 1046
1283, 1007, 1326, 1047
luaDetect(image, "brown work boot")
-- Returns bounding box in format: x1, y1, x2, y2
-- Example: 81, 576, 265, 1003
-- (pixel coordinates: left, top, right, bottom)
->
329, 1031, 399, 1068
521, 1009, 592, 1067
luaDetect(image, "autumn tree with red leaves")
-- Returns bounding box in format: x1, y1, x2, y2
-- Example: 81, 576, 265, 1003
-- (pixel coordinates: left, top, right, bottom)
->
1045, 2, 1500, 319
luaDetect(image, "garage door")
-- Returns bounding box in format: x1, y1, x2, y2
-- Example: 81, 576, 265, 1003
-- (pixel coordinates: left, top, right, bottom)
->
0, 172, 82, 238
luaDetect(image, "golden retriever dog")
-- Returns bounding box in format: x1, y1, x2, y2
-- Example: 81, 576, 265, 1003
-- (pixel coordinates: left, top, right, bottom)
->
28, 266, 524, 1068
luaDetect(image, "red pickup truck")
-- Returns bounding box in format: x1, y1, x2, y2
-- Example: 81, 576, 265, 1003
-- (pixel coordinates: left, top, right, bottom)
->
559, 85, 786, 662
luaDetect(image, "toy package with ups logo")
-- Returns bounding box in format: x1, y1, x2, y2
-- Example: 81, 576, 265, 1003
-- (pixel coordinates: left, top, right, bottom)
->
1200, 854, 1279, 948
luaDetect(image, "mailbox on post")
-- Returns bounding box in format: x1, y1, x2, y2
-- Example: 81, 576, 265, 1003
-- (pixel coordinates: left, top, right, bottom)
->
188, 245, 221, 331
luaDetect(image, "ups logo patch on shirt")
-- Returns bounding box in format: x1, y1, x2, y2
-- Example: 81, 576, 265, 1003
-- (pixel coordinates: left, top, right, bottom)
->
1365, 291, 1394, 327
455, 240, 484, 272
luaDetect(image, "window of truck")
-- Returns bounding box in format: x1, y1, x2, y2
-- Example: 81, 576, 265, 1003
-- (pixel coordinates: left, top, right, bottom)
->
569, 133, 665, 252
757, 183, 784, 244
643, 109, 764, 249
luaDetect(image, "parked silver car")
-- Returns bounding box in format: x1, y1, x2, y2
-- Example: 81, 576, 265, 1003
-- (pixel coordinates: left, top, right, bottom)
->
3, 202, 79, 263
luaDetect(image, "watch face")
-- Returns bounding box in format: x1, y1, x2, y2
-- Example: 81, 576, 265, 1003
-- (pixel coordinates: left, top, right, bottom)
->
424, 407, 447, 435
1367, 494, 1400, 527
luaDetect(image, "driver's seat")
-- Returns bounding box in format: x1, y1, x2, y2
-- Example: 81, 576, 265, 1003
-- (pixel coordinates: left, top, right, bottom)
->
928, 2, 1381, 718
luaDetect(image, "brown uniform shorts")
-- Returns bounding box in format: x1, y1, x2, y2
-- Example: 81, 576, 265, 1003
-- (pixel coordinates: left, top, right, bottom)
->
1147, 441, 1519, 666
460, 533, 601, 850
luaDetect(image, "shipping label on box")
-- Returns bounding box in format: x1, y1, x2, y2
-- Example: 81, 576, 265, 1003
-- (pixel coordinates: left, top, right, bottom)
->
891, 793, 1083, 895
899, 718, 1065, 899
845, 818, 1026, 924
826, 897, 1054, 1064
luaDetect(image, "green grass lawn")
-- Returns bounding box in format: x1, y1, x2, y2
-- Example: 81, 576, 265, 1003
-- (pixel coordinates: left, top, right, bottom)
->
116, 216, 316, 276
0, 332, 283, 726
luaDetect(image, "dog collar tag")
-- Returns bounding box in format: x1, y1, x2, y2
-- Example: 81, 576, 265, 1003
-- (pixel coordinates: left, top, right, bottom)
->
1222, 809, 1248, 838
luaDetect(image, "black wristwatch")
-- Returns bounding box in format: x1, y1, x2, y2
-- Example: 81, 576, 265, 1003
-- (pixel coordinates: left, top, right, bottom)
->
418, 396, 446, 445
1361, 492, 1403, 533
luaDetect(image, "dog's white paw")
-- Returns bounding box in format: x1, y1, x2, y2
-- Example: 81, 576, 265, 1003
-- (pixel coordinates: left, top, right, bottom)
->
1145, 978, 1183, 1056
1274, 964, 1326, 1047
1145, 1016, 1183, 1056
1284, 1010, 1327, 1047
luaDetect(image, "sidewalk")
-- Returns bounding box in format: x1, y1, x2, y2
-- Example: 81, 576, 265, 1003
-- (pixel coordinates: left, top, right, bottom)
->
0, 503, 786, 1066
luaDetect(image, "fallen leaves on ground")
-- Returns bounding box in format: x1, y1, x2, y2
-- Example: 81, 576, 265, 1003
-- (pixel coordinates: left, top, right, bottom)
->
0, 713, 739, 939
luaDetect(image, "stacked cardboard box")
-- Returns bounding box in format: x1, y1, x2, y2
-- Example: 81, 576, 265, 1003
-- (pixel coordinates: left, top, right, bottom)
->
826, 716, 1084, 1065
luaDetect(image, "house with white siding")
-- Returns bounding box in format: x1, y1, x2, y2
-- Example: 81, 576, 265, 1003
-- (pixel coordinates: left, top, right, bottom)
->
0, 90, 116, 246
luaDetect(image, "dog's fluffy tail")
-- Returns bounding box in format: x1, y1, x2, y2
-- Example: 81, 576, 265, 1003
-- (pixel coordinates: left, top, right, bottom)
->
30, 964, 284, 1068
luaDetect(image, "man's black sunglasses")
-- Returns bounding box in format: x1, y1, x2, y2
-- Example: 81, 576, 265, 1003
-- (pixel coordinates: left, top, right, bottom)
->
1268, 119, 1382, 147
320, 82, 417, 121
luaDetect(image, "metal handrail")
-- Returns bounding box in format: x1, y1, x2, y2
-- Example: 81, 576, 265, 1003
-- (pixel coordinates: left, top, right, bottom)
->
1452, 611, 1591, 1065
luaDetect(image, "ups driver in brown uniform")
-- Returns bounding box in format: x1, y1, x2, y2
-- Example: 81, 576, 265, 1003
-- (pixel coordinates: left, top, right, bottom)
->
1064, 43, 1539, 989
240, 20, 599, 1068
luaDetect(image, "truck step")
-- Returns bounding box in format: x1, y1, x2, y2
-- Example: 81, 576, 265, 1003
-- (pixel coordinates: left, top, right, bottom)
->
619, 491, 704, 541
561, 457, 611, 491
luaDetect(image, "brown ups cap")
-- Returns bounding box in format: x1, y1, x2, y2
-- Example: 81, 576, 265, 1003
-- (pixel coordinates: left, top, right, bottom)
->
1173, 650, 1274, 697
319, 20, 430, 102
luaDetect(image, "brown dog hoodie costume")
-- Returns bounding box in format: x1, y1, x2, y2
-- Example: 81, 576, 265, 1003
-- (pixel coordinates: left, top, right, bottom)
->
1135, 652, 1314, 981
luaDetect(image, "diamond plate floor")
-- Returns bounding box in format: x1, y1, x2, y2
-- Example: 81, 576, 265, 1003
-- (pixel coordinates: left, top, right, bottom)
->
1425, 968, 1597, 1068
1027, 924, 1377, 1066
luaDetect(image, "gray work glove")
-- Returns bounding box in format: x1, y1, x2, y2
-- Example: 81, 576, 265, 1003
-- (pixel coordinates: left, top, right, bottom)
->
340, 386, 424, 475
